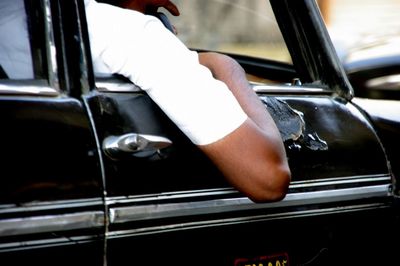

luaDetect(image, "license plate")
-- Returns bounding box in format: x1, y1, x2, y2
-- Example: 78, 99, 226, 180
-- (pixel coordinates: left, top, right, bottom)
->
234, 252, 289, 266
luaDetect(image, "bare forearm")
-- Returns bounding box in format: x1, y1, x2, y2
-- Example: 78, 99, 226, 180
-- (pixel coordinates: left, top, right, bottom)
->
198, 52, 291, 202
199, 52, 284, 145
199, 53, 270, 129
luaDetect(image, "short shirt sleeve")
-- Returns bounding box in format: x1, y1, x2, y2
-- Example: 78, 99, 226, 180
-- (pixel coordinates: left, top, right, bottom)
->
85, 1, 247, 145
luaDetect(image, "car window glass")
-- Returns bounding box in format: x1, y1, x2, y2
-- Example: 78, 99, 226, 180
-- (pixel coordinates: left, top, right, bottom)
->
0, 0, 34, 79
168, 0, 291, 64
0, 0, 47, 81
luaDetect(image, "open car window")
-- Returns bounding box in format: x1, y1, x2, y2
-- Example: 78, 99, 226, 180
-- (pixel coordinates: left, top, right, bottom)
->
94, 0, 297, 89
168, 0, 291, 64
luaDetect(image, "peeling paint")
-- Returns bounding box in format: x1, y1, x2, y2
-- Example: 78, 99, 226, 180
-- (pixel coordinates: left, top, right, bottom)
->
304, 132, 328, 151
262, 97, 328, 151
261, 97, 305, 142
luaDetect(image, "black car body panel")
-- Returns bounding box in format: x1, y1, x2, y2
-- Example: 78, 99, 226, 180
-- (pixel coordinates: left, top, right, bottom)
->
0, 89, 105, 263
0, 94, 101, 203
0, 0, 399, 265
353, 98, 400, 195
88, 90, 390, 195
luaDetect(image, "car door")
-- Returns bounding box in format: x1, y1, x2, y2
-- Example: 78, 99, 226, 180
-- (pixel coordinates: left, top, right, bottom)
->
80, 0, 398, 265
0, 0, 105, 265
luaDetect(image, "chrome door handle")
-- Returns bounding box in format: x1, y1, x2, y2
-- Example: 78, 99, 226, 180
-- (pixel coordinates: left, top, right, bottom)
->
103, 133, 173, 159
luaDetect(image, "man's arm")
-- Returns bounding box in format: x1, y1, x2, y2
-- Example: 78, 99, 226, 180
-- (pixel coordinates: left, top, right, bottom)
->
199, 52, 291, 202
92, 1, 291, 203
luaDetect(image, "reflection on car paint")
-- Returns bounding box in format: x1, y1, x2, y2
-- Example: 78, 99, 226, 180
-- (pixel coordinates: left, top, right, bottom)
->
303, 132, 328, 151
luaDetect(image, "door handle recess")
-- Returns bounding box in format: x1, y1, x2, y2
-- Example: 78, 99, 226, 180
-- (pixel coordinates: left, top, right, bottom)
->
103, 133, 173, 159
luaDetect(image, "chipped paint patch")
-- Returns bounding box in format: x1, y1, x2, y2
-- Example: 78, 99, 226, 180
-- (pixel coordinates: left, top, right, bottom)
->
262, 97, 328, 151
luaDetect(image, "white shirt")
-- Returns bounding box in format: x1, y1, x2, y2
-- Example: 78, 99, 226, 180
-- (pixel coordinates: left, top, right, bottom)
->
85, 0, 247, 145
0, 0, 33, 79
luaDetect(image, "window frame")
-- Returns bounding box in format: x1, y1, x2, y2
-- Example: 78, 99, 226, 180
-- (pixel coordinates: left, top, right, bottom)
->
0, 0, 60, 96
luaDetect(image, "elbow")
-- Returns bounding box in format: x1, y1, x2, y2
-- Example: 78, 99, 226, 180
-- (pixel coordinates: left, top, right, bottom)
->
273, 165, 292, 201
249, 164, 291, 203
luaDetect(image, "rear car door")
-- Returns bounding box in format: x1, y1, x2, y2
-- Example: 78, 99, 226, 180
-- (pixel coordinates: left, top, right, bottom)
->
0, 0, 105, 265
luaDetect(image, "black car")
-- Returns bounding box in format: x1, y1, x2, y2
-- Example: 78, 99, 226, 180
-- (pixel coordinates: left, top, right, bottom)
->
1, 0, 399, 265
342, 34, 400, 100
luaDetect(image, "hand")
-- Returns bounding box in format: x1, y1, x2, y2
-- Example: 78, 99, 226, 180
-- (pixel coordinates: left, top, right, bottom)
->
145, 0, 180, 16
122, 0, 180, 16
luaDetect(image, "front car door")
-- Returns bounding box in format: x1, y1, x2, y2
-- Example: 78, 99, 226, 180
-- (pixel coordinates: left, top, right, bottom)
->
79, 0, 399, 265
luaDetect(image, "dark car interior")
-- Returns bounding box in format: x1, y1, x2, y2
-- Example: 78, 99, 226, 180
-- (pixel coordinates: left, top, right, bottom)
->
0, 65, 7, 78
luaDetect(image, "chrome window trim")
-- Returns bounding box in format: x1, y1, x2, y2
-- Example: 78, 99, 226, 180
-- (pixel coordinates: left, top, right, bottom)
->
96, 80, 143, 92
0, 83, 59, 96
95, 78, 331, 95
109, 182, 391, 224
43, 0, 59, 90
289, 174, 391, 188
107, 202, 390, 238
252, 84, 332, 94
0, 198, 104, 215
106, 174, 391, 205
0, 211, 104, 237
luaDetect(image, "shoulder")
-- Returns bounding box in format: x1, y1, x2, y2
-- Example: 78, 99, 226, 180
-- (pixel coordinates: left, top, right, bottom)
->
85, 0, 157, 28
85, 0, 163, 49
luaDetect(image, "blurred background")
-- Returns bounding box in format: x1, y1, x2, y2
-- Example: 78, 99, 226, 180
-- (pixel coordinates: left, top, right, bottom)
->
319, 0, 400, 60
167, 0, 400, 64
